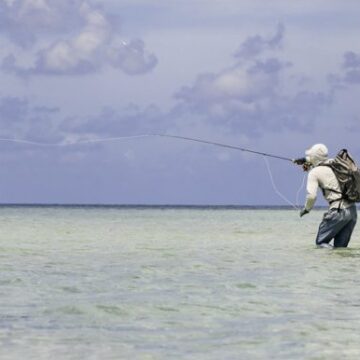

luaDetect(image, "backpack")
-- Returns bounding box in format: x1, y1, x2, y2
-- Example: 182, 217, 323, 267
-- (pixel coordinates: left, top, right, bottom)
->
322, 149, 360, 203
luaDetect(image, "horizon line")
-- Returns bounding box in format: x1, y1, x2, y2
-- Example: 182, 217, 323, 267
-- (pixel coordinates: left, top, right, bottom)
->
0, 203, 329, 209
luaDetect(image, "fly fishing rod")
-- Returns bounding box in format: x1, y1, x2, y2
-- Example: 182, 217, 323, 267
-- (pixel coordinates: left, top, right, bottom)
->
0, 132, 302, 208
151, 134, 294, 162
0, 133, 294, 162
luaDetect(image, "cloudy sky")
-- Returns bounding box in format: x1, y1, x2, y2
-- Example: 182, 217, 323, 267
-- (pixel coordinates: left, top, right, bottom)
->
1, 0, 360, 205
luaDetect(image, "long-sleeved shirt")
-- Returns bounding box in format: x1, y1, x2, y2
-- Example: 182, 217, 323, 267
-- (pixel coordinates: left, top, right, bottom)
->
305, 164, 353, 211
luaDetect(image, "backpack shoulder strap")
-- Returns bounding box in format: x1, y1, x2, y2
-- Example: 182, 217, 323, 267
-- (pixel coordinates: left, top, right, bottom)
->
316, 163, 343, 203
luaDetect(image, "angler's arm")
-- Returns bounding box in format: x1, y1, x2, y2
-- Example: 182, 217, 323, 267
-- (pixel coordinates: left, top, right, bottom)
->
304, 171, 318, 212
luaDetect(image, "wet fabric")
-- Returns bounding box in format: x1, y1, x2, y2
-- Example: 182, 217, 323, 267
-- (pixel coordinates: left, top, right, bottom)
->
315, 205, 357, 248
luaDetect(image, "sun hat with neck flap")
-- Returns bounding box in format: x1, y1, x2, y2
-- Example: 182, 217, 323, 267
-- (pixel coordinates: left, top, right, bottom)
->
305, 144, 328, 166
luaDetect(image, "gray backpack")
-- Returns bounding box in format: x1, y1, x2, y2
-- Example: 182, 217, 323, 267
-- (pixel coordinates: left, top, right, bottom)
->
322, 149, 360, 202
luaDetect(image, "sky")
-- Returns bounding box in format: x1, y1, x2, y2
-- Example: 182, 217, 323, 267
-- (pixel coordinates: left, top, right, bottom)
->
1, 0, 360, 205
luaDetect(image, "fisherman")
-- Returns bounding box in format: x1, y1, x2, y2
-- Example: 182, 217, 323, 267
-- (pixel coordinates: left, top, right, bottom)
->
294, 144, 357, 248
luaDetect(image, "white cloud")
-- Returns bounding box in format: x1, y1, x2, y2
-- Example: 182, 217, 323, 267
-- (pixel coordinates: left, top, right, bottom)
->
35, 3, 110, 74
0, 0, 158, 76
107, 39, 158, 75
174, 25, 331, 135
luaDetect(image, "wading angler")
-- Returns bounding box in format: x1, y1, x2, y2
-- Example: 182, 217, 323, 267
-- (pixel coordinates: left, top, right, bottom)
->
294, 144, 360, 248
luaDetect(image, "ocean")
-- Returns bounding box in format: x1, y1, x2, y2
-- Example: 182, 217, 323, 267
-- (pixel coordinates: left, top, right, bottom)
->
0, 206, 360, 359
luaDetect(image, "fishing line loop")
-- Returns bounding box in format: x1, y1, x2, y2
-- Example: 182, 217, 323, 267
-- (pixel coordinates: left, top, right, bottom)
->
263, 156, 302, 210
0, 133, 303, 208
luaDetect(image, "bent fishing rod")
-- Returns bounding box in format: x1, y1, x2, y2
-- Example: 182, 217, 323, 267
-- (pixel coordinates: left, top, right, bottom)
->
0, 133, 294, 162
151, 134, 293, 162
0, 132, 302, 208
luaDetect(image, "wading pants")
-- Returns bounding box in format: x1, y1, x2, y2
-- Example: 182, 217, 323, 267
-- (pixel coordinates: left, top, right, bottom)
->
316, 204, 357, 248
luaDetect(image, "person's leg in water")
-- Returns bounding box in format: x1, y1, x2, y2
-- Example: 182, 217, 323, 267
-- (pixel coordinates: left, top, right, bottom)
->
333, 206, 357, 248
315, 207, 354, 248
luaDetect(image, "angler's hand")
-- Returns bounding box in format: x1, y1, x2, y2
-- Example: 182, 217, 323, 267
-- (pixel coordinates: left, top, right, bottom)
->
300, 208, 309, 217
302, 163, 311, 172
293, 157, 306, 165
293, 158, 311, 172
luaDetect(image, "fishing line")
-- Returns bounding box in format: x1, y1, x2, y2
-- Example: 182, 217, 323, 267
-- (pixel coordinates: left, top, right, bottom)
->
0, 134, 152, 147
0, 133, 293, 162
296, 173, 307, 209
263, 156, 301, 210
152, 134, 293, 162
0, 133, 301, 207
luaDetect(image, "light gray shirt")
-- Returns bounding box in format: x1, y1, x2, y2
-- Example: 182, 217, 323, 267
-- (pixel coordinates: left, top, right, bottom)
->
305, 165, 352, 211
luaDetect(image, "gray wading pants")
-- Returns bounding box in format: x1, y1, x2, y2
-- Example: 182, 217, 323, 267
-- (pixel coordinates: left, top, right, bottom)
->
316, 204, 357, 248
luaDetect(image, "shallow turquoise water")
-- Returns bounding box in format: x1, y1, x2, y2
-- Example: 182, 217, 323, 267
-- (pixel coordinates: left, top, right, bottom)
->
0, 206, 360, 359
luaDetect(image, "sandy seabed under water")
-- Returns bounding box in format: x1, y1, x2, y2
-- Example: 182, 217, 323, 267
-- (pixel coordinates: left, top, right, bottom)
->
0, 206, 360, 360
